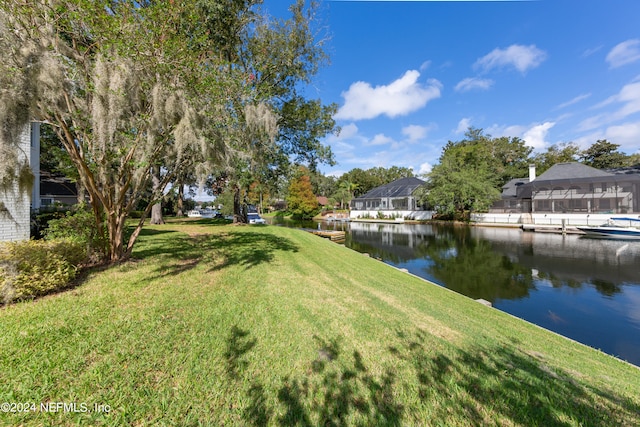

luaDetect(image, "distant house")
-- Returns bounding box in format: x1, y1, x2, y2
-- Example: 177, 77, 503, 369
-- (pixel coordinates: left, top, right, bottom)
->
350, 177, 426, 211
491, 163, 640, 214
316, 196, 329, 208
40, 171, 80, 207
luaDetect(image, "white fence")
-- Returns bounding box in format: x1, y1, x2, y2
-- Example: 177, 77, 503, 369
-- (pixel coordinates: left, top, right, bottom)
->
471, 212, 640, 227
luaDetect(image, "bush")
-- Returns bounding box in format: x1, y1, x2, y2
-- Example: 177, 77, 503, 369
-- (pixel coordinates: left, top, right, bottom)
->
0, 239, 85, 303
44, 204, 107, 261
30, 206, 70, 239
129, 210, 144, 219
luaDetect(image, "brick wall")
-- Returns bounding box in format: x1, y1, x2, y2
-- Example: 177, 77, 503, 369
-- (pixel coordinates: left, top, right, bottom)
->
0, 123, 33, 242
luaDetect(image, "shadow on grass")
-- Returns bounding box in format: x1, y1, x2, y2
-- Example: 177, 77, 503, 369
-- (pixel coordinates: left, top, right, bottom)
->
388, 329, 640, 426
229, 326, 639, 426
205, 231, 299, 272
236, 330, 404, 426
132, 229, 298, 282
225, 325, 257, 380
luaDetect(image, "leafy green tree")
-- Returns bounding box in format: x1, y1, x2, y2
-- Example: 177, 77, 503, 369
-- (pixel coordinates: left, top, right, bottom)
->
628, 153, 640, 166
425, 155, 500, 219
218, 1, 338, 223
452, 128, 532, 188
0, 0, 245, 260
286, 167, 318, 219
423, 129, 518, 219
1, 0, 336, 257
532, 142, 580, 174
580, 140, 630, 169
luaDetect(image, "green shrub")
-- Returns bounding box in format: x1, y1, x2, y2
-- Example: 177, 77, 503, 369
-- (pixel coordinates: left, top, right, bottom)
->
0, 239, 85, 303
31, 206, 70, 239
44, 204, 107, 261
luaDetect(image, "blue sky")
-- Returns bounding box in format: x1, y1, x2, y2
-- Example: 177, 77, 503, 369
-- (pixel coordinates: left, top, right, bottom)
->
267, 0, 640, 178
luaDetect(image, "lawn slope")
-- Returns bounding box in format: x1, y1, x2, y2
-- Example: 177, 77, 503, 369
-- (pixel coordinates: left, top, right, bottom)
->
1, 219, 639, 426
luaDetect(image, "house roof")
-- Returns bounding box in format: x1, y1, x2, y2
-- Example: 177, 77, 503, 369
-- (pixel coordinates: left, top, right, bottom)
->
501, 178, 529, 198
40, 171, 77, 196
607, 164, 640, 175
535, 162, 613, 181
510, 162, 640, 199
355, 177, 425, 200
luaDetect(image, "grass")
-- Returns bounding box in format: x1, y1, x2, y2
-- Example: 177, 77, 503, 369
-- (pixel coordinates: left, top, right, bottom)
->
1, 218, 639, 426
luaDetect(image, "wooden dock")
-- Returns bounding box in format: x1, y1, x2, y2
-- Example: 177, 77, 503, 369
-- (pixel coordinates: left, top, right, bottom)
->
309, 230, 346, 242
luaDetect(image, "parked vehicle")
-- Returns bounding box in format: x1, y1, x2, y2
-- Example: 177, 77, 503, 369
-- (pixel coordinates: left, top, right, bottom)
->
187, 209, 215, 218
248, 213, 266, 224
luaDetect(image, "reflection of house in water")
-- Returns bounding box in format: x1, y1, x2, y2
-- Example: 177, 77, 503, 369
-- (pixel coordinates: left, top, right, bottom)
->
348, 222, 437, 261
472, 226, 640, 285
491, 163, 640, 214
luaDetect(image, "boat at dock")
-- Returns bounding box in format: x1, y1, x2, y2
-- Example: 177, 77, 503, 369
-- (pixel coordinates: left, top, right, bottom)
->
576, 217, 640, 240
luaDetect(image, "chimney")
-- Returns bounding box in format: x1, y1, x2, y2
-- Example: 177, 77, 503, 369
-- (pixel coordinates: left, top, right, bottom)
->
529, 164, 536, 182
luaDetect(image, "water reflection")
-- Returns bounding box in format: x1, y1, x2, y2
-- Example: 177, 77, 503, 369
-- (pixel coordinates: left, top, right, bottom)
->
474, 227, 640, 293
347, 222, 640, 302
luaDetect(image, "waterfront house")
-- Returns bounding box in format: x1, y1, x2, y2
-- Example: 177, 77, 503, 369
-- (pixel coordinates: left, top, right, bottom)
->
350, 177, 433, 220
491, 163, 640, 214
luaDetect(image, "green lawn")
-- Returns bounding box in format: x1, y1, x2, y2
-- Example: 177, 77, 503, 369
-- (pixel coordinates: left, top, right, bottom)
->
1, 219, 639, 426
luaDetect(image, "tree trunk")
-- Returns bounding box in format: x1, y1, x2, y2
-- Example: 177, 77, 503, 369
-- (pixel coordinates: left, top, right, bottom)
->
233, 185, 247, 223
150, 166, 165, 225
150, 202, 164, 224
76, 180, 86, 205
176, 180, 184, 217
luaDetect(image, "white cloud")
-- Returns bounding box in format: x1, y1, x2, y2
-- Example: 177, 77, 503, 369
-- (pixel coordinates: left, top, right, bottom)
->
335, 70, 442, 121
455, 118, 472, 134
522, 122, 555, 150
576, 121, 640, 153
579, 80, 640, 130
604, 121, 640, 149
555, 93, 591, 110
485, 122, 554, 150
454, 77, 494, 92
418, 162, 433, 175
574, 121, 640, 154
582, 45, 603, 58
474, 44, 547, 74
402, 124, 431, 142
606, 39, 640, 69
336, 122, 359, 140
369, 133, 394, 146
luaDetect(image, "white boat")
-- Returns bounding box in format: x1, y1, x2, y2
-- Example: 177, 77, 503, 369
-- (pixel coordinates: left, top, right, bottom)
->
577, 217, 640, 240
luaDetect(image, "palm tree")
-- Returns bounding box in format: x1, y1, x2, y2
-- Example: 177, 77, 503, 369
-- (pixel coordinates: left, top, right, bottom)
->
337, 180, 359, 210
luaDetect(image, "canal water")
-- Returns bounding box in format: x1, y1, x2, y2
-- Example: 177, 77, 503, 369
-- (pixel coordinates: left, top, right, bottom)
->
268, 218, 640, 366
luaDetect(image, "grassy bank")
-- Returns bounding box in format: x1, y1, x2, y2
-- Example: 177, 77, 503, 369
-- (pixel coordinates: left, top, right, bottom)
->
1, 219, 639, 426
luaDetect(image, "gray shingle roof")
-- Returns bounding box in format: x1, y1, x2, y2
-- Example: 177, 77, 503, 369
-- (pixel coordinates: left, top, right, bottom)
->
501, 178, 529, 198
356, 177, 425, 199
535, 162, 613, 181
